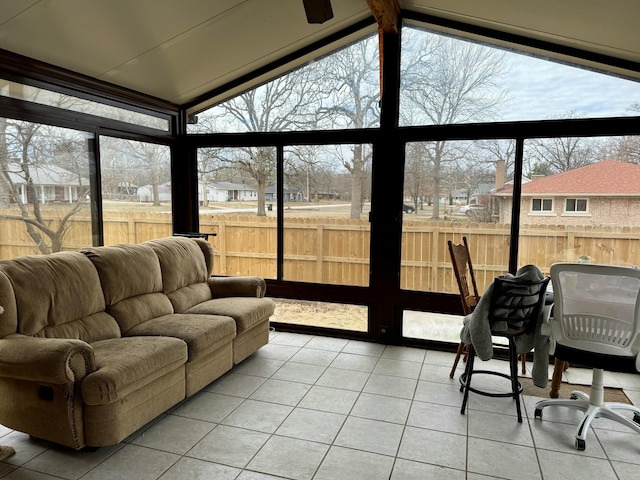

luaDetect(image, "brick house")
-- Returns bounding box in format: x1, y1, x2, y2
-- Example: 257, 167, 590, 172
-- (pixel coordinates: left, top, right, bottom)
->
493, 160, 640, 226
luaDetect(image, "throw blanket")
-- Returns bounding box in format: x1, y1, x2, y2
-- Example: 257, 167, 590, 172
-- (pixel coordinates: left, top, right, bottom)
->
460, 265, 550, 388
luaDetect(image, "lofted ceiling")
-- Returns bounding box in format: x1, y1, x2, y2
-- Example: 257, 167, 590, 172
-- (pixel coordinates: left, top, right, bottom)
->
1, 0, 639, 112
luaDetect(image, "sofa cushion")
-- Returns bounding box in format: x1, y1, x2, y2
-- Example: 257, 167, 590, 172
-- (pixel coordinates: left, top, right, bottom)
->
0, 270, 17, 339
82, 244, 173, 333
0, 252, 119, 343
145, 237, 212, 313
81, 336, 187, 405
124, 313, 236, 359
185, 297, 275, 334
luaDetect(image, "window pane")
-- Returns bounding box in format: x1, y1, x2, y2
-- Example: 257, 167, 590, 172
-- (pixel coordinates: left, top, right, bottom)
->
197, 146, 277, 279
189, 35, 380, 133
518, 136, 640, 268
401, 139, 512, 341
99, 137, 172, 244
400, 25, 640, 126
0, 118, 93, 258
272, 299, 367, 332
577, 199, 587, 211
0, 78, 169, 131
283, 144, 371, 286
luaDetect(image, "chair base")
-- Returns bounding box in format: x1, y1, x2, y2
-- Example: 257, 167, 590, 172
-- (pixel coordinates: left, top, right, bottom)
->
459, 339, 524, 422
534, 370, 640, 450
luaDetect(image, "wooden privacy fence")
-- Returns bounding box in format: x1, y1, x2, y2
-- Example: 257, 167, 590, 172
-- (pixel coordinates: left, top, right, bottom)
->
1, 209, 640, 295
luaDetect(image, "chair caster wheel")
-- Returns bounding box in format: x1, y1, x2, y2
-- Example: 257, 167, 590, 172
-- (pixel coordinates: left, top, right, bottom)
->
634, 412, 640, 425
575, 438, 586, 451
534, 408, 542, 419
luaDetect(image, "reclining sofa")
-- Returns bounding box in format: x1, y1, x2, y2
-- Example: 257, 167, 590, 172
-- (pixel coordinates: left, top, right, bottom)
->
0, 236, 274, 449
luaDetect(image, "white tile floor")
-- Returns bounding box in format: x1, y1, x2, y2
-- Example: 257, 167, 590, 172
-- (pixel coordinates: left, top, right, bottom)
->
1, 330, 640, 480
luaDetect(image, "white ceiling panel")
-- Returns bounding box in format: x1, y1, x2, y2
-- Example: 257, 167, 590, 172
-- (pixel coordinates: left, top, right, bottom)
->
0, 0, 638, 106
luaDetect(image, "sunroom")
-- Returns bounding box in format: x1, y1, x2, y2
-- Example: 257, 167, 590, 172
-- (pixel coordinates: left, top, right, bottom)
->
0, 1, 640, 478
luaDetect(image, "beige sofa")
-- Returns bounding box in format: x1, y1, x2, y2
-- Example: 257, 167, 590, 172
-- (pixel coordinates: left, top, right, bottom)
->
0, 236, 274, 449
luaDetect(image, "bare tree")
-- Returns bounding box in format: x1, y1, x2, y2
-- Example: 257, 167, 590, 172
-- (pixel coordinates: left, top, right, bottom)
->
529, 136, 598, 173
318, 36, 379, 219
599, 104, 640, 164
100, 137, 170, 206
404, 142, 431, 211
402, 29, 509, 218
0, 118, 89, 253
197, 146, 227, 206
194, 35, 379, 218
196, 61, 330, 216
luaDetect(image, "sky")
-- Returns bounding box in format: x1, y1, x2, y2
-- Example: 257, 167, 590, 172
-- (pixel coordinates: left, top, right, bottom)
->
495, 50, 640, 122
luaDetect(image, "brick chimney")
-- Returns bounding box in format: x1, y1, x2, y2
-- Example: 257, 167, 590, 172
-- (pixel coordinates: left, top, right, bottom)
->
495, 159, 506, 190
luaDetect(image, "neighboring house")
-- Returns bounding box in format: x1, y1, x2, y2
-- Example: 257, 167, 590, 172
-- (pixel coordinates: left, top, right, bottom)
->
116, 181, 138, 196
314, 191, 339, 201
451, 188, 469, 205
493, 160, 640, 226
137, 182, 172, 203
201, 182, 256, 203
4, 162, 89, 204
265, 185, 304, 202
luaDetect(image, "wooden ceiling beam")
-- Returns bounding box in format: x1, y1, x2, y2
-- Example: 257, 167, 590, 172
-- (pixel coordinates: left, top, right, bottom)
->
366, 0, 400, 99
366, 0, 400, 33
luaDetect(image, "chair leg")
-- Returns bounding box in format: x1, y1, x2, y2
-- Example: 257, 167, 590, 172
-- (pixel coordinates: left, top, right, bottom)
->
450, 341, 466, 378
549, 358, 566, 398
460, 345, 476, 415
509, 339, 523, 423
520, 354, 526, 375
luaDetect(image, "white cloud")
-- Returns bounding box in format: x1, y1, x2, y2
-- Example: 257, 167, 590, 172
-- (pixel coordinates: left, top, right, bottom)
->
499, 53, 640, 121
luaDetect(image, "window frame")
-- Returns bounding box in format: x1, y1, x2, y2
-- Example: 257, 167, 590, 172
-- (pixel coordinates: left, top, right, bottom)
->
564, 197, 589, 214
530, 197, 554, 214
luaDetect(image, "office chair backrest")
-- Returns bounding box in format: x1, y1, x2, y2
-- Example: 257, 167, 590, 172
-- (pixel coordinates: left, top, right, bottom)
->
448, 236, 480, 315
550, 263, 640, 359
488, 275, 551, 335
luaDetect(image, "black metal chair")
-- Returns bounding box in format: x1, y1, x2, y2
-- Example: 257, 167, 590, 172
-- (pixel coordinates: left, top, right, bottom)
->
459, 274, 551, 422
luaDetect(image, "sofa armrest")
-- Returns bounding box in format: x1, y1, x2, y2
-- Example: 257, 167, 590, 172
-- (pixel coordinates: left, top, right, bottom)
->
207, 275, 267, 298
0, 335, 96, 384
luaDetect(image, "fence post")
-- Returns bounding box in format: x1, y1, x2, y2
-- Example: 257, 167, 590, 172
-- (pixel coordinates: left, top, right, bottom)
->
217, 222, 227, 275
316, 224, 324, 283
431, 228, 440, 292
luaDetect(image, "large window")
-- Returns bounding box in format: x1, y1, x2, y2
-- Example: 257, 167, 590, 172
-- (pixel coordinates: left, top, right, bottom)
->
197, 146, 277, 279
400, 25, 640, 126
518, 136, 640, 268
188, 34, 380, 133
99, 137, 172, 245
0, 118, 93, 258
401, 139, 512, 343
0, 78, 169, 131
283, 144, 371, 286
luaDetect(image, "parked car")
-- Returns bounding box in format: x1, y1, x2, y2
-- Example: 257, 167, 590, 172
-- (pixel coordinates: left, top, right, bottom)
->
403, 204, 415, 213
459, 204, 484, 215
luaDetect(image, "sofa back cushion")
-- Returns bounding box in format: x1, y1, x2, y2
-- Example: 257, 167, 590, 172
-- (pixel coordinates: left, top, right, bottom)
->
145, 237, 212, 313
82, 244, 173, 333
0, 270, 17, 338
0, 252, 120, 342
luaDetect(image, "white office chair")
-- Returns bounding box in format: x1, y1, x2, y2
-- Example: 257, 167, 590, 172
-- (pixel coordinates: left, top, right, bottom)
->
534, 262, 640, 450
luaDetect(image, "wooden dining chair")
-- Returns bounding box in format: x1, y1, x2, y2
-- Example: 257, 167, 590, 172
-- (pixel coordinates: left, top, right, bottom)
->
448, 236, 528, 378
448, 236, 480, 378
